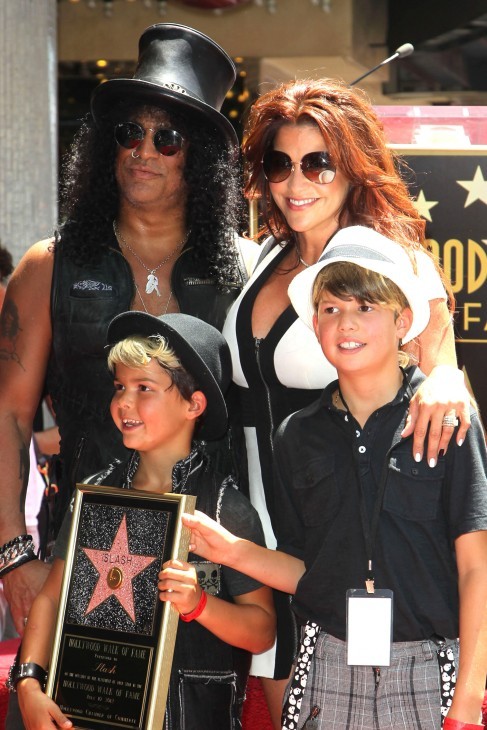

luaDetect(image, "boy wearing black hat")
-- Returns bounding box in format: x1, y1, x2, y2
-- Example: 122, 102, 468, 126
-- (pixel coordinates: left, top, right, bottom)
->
13, 313, 275, 730
0, 23, 255, 637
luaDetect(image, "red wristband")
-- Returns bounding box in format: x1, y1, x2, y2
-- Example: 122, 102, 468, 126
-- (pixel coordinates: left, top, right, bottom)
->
179, 590, 207, 622
443, 718, 484, 729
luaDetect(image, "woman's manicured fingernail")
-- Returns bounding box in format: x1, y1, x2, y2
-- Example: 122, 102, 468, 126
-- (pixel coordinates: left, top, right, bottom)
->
457, 438, 464, 446
415, 453, 421, 462
429, 458, 436, 468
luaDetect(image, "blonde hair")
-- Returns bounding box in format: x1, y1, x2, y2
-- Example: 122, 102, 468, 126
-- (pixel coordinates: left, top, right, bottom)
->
107, 335, 197, 399
312, 262, 412, 367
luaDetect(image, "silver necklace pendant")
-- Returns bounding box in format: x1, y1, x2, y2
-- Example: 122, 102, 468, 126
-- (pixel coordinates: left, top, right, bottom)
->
146, 273, 161, 296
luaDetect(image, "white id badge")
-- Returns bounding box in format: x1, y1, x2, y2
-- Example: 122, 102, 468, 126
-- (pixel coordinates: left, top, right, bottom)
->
346, 588, 393, 666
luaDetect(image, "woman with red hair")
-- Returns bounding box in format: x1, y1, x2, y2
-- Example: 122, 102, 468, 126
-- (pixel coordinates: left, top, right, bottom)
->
223, 77, 472, 726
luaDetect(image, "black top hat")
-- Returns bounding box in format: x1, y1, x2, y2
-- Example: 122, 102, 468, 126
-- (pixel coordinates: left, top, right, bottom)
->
107, 312, 232, 441
91, 23, 238, 149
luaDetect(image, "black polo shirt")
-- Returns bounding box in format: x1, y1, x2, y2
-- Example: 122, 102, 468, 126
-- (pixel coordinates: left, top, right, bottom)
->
273, 366, 487, 642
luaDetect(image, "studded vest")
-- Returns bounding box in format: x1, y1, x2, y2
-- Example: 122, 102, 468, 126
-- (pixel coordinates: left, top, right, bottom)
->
47, 236, 244, 533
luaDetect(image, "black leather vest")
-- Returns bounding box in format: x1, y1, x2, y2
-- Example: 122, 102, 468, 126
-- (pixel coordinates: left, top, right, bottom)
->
47, 237, 244, 532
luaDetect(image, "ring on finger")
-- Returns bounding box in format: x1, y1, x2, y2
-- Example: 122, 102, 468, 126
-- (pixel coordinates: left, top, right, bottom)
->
441, 414, 458, 428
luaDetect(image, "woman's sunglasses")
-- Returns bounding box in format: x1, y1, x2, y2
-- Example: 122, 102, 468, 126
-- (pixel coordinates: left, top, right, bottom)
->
114, 122, 184, 157
262, 150, 336, 184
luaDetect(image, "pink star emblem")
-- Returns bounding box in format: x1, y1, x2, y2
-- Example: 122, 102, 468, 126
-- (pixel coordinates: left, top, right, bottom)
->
83, 514, 157, 622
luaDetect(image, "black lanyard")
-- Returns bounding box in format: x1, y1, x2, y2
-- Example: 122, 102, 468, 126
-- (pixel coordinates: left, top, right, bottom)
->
358, 460, 389, 593
339, 370, 413, 593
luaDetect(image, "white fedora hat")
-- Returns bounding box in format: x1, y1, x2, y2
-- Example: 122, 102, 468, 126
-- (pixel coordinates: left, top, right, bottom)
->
288, 226, 431, 344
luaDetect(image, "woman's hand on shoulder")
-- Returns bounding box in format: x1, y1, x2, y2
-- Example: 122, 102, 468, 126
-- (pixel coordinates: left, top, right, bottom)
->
401, 365, 472, 466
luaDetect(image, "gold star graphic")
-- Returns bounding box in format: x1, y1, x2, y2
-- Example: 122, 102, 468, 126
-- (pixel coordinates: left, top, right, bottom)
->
457, 166, 487, 207
413, 190, 439, 222
83, 514, 157, 622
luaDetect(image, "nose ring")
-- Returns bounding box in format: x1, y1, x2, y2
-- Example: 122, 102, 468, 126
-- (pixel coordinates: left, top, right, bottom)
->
131, 149, 140, 159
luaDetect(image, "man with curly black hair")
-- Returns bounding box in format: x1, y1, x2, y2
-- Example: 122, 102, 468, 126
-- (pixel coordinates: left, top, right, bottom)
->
0, 24, 254, 634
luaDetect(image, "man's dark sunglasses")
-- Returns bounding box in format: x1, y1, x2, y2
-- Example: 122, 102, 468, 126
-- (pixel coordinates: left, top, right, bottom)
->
114, 122, 184, 157
262, 150, 336, 184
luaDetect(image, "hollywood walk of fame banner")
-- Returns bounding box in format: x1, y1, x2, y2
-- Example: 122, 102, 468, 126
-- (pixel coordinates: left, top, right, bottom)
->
45, 484, 196, 729
375, 107, 487, 418
392, 145, 487, 419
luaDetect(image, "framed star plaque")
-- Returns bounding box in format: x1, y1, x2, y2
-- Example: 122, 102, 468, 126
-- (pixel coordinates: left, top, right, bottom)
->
45, 483, 196, 729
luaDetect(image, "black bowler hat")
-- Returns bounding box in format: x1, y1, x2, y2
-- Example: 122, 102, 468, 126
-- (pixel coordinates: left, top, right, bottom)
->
91, 23, 238, 149
107, 312, 232, 441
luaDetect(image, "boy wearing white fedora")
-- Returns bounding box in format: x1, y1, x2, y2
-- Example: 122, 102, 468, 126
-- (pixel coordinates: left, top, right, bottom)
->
183, 226, 487, 730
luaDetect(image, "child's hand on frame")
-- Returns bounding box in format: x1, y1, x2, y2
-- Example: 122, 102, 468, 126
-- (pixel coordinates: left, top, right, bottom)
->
181, 510, 238, 566
158, 559, 202, 616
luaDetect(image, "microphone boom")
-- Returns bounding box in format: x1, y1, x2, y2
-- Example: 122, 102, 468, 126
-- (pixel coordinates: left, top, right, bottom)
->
349, 43, 414, 87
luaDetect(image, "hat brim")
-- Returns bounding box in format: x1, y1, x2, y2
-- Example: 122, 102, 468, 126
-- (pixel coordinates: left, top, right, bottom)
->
91, 78, 238, 150
288, 249, 430, 345
107, 311, 229, 441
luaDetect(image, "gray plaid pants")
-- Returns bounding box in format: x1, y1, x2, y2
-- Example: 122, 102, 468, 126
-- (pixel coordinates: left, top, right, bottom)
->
283, 630, 459, 730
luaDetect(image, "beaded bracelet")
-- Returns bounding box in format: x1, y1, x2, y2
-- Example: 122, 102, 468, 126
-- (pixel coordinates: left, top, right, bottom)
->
443, 718, 484, 729
179, 590, 207, 622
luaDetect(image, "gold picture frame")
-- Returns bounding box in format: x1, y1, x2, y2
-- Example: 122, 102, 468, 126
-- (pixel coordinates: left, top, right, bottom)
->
46, 483, 196, 729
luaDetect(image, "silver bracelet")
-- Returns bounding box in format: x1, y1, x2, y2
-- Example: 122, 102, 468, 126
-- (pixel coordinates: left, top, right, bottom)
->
0, 549, 37, 579
0, 535, 36, 579
0, 534, 33, 563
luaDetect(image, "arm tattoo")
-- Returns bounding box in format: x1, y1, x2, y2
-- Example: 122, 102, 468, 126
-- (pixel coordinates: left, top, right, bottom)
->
19, 443, 29, 514
0, 299, 25, 371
